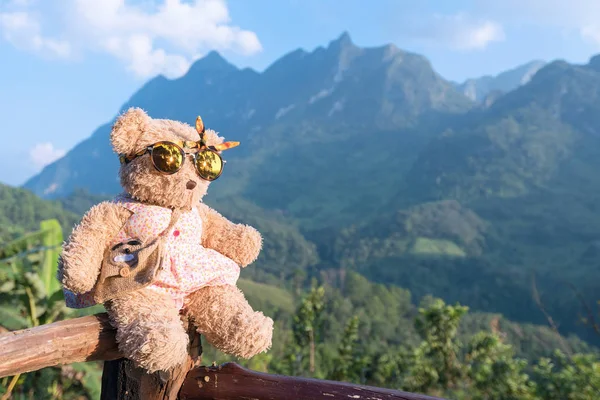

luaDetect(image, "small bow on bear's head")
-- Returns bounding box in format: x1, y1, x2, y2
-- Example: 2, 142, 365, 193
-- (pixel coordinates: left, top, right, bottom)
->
183, 116, 240, 152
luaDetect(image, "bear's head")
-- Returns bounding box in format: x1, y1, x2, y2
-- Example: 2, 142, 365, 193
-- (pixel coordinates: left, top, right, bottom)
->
110, 108, 233, 210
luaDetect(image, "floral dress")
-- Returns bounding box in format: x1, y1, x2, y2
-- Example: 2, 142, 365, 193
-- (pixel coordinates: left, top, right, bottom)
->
64, 194, 240, 310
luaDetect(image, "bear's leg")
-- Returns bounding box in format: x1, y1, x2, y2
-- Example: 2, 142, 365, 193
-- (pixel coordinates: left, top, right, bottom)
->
185, 285, 273, 358
105, 289, 189, 373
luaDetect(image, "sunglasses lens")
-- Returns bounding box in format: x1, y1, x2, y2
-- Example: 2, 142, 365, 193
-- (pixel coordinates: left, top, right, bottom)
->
195, 150, 223, 181
151, 142, 184, 174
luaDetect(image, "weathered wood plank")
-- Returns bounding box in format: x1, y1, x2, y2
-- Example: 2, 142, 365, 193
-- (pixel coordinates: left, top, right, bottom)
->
0, 313, 121, 378
180, 363, 445, 400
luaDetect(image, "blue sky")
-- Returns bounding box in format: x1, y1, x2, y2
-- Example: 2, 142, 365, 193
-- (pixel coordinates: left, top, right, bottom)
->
1, 0, 600, 187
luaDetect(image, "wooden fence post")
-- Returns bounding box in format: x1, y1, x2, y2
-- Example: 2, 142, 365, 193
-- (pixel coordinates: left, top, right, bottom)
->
100, 316, 202, 400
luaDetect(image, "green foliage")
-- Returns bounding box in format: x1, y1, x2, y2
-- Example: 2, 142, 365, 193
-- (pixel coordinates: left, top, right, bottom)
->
58, 188, 110, 216
465, 332, 536, 400
410, 237, 466, 257
532, 351, 600, 400
0, 221, 101, 399
39, 220, 63, 300
0, 183, 79, 243
404, 300, 468, 393
0, 363, 103, 400
289, 284, 325, 376
384, 298, 599, 400
330, 315, 368, 382
209, 275, 599, 399
408, 106, 576, 202
0, 220, 69, 329
237, 278, 295, 316
292, 284, 325, 347
1, 221, 599, 400
212, 197, 320, 283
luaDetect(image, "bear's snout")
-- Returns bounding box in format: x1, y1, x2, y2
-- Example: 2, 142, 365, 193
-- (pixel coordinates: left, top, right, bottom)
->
186, 180, 197, 190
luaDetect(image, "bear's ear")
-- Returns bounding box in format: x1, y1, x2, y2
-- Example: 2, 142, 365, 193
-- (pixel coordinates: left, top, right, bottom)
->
110, 108, 150, 155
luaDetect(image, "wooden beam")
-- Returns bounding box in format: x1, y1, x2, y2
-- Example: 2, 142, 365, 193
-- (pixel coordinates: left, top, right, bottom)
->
180, 363, 445, 400
0, 313, 121, 378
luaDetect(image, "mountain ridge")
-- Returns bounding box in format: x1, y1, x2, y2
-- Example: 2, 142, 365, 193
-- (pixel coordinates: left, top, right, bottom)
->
456, 60, 546, 102
24, 32, 473, 198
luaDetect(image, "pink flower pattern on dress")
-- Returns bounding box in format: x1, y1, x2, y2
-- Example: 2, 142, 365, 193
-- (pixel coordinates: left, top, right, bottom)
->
64, 194, 240, 310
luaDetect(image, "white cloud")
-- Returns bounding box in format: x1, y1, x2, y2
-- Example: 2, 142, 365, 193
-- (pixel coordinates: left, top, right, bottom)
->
328, 99, 344, 117
0, 0, 262, 78
102, 33, 191, 78
435, 14, 505, 50
70, 0, 263, 77
308, 88, 332, 104
472, 0, 600, 47
275, 104, 295, 119
0, 11, 71, 57
399, 12, 505, 51
581, 26, 600, 46
29, 142, 66, 169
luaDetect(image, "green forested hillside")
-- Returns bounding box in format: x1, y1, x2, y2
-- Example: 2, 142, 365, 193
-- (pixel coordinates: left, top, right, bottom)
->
0, 184, 79, 243
208, 273, 600, 399
0, 185, 594, 363
1, 183, 599, 398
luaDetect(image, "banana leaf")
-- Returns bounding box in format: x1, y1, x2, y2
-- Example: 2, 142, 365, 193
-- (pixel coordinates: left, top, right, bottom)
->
39, 219, 63, 297
70, 362, 103, 400
0, 304, 28, 330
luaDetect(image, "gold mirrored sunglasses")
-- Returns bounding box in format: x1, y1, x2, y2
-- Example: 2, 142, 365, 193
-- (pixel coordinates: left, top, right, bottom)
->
119, 116, 239, 182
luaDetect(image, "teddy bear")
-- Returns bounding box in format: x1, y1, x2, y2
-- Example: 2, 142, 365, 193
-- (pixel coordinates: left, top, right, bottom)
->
57, 108, 273, 373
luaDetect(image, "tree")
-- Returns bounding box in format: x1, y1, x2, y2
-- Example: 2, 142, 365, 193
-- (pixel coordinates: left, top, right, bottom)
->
330, 315, 367, 382
465, 332, 536, 400
404, 299, 468, 394
290, 284, 325, 376
532, 350, 600, 400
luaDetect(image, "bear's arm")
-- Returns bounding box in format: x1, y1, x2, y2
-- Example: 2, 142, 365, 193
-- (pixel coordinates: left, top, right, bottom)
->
196, 203, 262, 268
58, 201, 132, 294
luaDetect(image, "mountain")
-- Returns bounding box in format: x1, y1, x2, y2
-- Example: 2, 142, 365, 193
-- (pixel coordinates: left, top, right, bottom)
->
24, 32, 473, 201
21, 33, 600, 343
397, 56, 600, 334
457, 60, 546, 102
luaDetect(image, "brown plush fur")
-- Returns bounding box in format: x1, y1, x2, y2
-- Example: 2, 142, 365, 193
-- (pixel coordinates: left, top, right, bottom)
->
105, 289, 189, 373
197, 203, 263, 267
59, 107, 272, 373
113, 108, 226, 211
185, 285, 273, 358
59, 202, 131, 293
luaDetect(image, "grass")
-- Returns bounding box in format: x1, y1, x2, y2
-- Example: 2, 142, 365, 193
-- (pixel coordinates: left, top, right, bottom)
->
409, 237, 466, 258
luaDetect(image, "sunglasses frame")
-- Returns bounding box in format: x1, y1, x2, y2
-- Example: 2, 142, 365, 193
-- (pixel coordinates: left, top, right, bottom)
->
121, 140, 225, 181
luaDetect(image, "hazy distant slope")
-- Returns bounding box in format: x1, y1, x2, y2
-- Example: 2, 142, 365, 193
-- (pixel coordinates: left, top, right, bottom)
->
456, 60, 546, 101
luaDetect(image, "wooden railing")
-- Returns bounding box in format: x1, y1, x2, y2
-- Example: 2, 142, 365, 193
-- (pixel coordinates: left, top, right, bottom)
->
0, 314, 445, 400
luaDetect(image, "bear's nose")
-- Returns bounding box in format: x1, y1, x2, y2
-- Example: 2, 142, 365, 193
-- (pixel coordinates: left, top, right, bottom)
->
186, 180, 197, 190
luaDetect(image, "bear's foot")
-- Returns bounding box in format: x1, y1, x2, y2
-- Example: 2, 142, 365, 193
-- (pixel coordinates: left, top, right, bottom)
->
185, 285, 273, 358
106, 289, 189, 373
